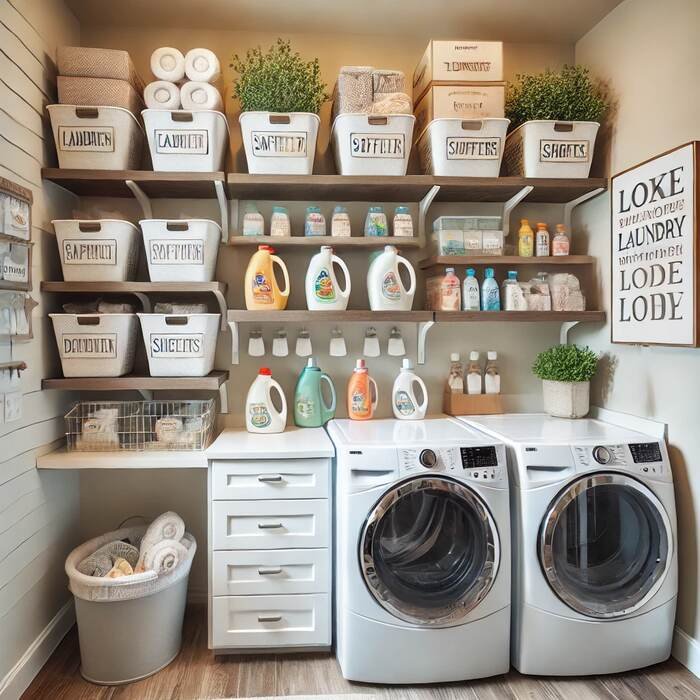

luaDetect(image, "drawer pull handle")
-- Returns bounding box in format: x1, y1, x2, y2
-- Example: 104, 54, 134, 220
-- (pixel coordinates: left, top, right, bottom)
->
258, 567, 283, 575
258, 475, 283, 483
257, 522, 283, 529
258, 615, 282, 623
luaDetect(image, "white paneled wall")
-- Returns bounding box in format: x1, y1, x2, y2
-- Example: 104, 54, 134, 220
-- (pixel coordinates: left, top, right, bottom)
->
0, 1, 80, 698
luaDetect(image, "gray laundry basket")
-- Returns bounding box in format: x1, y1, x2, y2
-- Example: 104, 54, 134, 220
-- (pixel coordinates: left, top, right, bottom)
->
65, 525, 196, 685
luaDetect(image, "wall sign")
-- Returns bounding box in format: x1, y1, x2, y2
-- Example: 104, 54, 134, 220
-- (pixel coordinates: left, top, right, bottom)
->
611, 141, 699, 346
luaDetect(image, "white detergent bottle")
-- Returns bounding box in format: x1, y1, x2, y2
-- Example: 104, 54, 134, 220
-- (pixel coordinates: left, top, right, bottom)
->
305, 246, 351, 310
367, 245, 416, 311
245, 367, 287, 433
392, 358, 428, 420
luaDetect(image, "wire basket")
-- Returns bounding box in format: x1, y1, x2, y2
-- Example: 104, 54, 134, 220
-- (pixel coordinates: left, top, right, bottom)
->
65, 400, 215, 452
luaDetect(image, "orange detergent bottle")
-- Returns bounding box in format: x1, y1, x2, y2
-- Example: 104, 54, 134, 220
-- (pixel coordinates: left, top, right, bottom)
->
244, 245, 290, 310
346, 359, 378, 420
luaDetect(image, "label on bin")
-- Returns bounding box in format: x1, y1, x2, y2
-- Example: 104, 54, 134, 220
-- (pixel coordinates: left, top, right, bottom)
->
446, 136, 501, 160
251, 131, 307, 157
62, 238, 117, 265
350, 133, 405, 159
2, 246, 28, 282
154, 129, 209, 154
150, 333, 204, 358
148, 239, 204, 265
61, 333, 117, 358
58, 126, 115, 152
539, 139, 590, 163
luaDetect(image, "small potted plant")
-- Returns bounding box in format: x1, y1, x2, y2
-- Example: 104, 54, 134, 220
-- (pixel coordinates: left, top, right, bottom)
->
503, 65, 608, 178
231, 39, 328, 175
532, 344, 598, 419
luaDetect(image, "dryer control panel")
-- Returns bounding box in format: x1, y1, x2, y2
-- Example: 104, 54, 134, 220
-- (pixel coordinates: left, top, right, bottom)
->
398, 445, 506, 483
573, 442, 665, 477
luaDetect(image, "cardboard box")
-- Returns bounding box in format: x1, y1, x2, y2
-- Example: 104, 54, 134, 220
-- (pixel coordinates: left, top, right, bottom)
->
443, 391, 503, 416
413, 40, 504, 101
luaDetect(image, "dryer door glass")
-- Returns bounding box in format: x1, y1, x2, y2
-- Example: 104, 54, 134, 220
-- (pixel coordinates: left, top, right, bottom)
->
540, 473, 672, 618
360, 475, 499, 626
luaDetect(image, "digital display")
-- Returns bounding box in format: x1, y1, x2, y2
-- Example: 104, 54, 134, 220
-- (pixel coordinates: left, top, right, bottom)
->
629, 442, 662, 463
461, 446, 498, 469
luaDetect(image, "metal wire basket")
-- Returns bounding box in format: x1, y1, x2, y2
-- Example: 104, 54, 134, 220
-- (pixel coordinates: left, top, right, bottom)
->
65, 400, 216, 451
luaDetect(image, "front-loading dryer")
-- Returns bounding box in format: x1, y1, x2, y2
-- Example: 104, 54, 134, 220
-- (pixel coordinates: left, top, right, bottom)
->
327, 417, 511, 684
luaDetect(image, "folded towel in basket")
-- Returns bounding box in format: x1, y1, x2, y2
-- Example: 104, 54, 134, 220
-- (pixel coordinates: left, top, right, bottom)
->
106, 556, 135, 578
142, 539, 189, 574
77, 540, 139, 577
136, 511, 186, 571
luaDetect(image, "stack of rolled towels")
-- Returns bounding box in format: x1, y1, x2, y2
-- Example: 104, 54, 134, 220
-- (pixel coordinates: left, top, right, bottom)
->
145, 47, 223, 112
332, 67, 412, 120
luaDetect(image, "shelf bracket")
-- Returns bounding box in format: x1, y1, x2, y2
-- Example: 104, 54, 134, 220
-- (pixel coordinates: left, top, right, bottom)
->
417, 320, 435, 365
503, 185, 533, 237
219, 382, 229, 414
213, 289, 228, 330
214, 180, 229, 243
227, 320, 239, 365
137, 388, 153, 401
227, 198, 239, 241
133, 292, 151, 313
418, 185, 440, 246
563, 187, 605, 233
125, 180, 153, 219
560, 321, 580, 345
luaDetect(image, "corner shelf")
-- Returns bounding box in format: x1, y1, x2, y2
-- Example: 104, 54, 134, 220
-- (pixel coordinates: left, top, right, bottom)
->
227, 236, 422, 248
419, 255, 595, 269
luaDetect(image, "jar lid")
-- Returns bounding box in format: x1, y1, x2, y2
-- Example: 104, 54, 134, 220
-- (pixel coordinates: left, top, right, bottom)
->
306, 206, 321, 213
395, 206, 409, 214
272, 206, 288, 214
368, 206, 384, 213
333, 205, 348, 213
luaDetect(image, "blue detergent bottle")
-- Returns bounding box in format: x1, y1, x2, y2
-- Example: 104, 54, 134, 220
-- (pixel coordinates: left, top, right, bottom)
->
293, 357, 337, 427
481, 267, 501, 311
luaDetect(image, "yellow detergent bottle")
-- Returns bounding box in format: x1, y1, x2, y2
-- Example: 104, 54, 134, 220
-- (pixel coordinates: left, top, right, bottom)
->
244, 245, 290, 310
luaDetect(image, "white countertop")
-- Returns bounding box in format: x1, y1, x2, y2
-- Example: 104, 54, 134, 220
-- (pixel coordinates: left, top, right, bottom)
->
207, 426, 335, 460
37, 447, 209, 470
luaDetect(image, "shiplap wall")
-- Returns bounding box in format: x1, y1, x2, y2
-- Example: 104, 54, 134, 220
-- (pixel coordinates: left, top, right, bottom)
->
0, 0, 81, 696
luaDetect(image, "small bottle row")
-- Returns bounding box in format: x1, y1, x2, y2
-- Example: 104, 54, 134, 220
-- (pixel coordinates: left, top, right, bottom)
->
447, 352, 501, 396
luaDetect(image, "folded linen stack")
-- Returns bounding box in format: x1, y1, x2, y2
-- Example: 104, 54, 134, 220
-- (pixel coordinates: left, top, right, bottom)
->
333, 66, 412, 118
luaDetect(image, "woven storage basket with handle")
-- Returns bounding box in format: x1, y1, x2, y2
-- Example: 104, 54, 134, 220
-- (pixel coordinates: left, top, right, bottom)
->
57, 46, 145, 94
58, 76, 144, 115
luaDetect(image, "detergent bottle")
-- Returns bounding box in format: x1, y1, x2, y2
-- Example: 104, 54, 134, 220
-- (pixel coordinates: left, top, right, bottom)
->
294, 357, 337, 427
347, 359, 378, 420
392, 359, 428, 420
305, 246, 351, 310
367, 245, 416, 311
244, 245, 290, 310
245, 368, 287, 433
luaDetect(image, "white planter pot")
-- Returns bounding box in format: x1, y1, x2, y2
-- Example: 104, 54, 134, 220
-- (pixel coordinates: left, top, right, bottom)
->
239, 112, 320, 175
542, 379, 590, 419
503, 120, 599, 178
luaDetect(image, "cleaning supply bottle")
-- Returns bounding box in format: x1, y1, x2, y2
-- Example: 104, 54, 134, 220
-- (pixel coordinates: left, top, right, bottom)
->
481, 268, 501, 311
438, 267, 461, 311
466, 351, 483, 395
503, 270, 527, 311
245, 368, 287, 433
553, 224, 570, 256
347, 359, 378, 420
244, 245, 290, 310
447, 353, 464, 393
367, 245, 416, 311
484, 351, 500, 394
535, 222, 550, 257
392, 359, 428, 420
462, 268, 480, 311
305, 246, 351, 310
294, 357, 336, 427
518, 218, 534, 257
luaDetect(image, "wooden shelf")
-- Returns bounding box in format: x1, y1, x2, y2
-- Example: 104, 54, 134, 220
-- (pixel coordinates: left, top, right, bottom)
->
41, 281, 227, 294
227, 235, 421, 248
227, 310, 433, 323
42, 370, 228, 391
37, 447, 209, 470
419, 255, 595, 269
434, 311, 606, 323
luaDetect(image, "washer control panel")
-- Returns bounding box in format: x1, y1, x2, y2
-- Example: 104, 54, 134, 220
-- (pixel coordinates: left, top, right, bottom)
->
397, 445, 505, 483
573, 442, 665, 476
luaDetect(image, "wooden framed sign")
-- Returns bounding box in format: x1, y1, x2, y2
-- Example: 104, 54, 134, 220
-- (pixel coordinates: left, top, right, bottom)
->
611, 141, 699, 346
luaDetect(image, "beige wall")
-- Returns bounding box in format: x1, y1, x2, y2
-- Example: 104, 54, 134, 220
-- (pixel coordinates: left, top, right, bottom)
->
573, 0, 700, 646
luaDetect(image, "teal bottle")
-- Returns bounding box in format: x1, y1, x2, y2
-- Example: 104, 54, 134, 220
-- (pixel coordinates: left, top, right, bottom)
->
294, 357, 337, 427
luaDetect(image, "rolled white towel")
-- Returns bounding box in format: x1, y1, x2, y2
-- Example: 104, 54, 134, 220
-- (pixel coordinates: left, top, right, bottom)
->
142, 539, 188, 575
144, 80, 181, 110
150, 47, 185, 82
184, 48, 220, 83
136, 511, 185, 570
180, 81, 223, 111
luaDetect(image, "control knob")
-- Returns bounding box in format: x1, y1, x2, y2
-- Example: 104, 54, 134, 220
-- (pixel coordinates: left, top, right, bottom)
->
592, 446, 612, 465
419, 449, 438, 468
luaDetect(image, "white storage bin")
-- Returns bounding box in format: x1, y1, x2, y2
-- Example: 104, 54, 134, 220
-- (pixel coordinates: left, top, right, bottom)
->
331, 114, 415, 175
47, 105, 143, 170
417, 118, 509, 176
52, 219, 140, 282
239, 112, 320, 175
50, 313, 138, 378
140, 219, 220, 282
503, 120, 600, 178
138, 313, 220, 377
142, 109, 229, 172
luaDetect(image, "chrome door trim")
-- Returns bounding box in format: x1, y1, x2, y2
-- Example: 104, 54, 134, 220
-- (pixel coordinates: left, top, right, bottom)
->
539, 472, 673, 619
360, 475, 499, 626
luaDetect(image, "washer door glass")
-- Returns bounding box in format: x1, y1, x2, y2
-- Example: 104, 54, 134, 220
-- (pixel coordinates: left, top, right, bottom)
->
540, 473, 672, 618
360, 475, 499, 626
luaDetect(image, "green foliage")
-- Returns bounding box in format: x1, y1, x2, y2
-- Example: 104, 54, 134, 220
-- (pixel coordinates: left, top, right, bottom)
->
532, 344, 598, 383
231, 39, 329, 113
506, 65, 608, 129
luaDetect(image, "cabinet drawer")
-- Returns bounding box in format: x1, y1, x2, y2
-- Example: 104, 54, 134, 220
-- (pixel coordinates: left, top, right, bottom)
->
212, 549, 329, 596
212, 594, 330, 649
211, 459, 329, 501
212, 499, 328, 550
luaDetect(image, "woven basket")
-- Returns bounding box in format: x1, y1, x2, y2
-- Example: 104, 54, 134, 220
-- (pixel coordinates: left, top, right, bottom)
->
57, 46, 145, 94
58, 76, 144, 115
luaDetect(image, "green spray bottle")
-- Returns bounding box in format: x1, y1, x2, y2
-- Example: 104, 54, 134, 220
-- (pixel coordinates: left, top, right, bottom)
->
293, 357, 337, 427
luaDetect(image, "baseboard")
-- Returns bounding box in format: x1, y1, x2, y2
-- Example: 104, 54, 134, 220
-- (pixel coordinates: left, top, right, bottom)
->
672, 626, 700, 678
0, 599, 75, 700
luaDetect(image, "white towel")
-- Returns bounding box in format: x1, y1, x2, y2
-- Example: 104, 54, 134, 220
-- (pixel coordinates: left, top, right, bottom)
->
184, 48, 220, 83
180, 81, 223, 112
150, 47, 185, 82
136, 511, 185, 570
142, 539, 189, 574
144, 80, 181, 110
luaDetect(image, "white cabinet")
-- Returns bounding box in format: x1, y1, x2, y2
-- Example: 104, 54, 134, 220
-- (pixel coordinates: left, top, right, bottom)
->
207, 427, 334, 653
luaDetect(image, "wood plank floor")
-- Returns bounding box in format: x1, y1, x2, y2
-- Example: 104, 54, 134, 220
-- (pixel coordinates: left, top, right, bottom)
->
22, 606, 700, 699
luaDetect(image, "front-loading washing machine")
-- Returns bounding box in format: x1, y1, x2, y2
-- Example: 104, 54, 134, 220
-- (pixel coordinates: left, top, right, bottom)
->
327, 417, 510, 684
459, 413, 678, 676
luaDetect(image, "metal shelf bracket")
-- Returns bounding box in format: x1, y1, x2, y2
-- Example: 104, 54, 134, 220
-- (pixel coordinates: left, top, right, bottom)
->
212, 289, 228, 330
560, 321, 580, 345
214, 180, 229, 243
563, 187, 605, 233
219, 382, 229, 414
418, 185, 441, 246
417, 320, 435, 365
124, 180, 153, 219
136, 388, 153, 401
133, 292, 151, 313
228, 320, 239, 365
503, 185, 533, 237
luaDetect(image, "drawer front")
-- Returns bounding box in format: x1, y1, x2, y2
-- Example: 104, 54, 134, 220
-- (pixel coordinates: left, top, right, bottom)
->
211, 459, 330, 501
212, 499, 328, 550
212, 549, 329, 596
212, 593, 330, 649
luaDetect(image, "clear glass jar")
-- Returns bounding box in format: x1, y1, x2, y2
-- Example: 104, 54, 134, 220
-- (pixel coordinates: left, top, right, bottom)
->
304, 206, 326, 237
331, 206, 351, 237
393, 206, 413, 237
270, 205, 291, 237
365, 206, 388, 237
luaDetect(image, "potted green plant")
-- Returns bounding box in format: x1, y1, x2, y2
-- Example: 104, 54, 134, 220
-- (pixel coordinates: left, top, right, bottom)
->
231, 39, 328, 175
503, 65, 608, 178
532, 344, 598, 418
